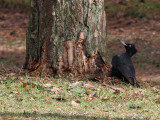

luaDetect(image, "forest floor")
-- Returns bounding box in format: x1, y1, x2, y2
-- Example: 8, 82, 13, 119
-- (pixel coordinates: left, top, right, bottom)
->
0, 6, 160, 120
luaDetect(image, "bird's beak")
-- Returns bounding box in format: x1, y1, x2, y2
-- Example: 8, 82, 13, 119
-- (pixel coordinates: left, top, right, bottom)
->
120, 40, 127, 46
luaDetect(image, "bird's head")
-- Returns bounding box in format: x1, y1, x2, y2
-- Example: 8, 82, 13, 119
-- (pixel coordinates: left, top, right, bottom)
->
120, 40, 138, 57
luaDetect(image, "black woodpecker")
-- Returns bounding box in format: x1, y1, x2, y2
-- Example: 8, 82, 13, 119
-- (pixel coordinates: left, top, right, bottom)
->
111, 40, 140, 88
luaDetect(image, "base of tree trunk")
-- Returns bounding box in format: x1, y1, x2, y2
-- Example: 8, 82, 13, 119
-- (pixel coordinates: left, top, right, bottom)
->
24, 0, 109, 81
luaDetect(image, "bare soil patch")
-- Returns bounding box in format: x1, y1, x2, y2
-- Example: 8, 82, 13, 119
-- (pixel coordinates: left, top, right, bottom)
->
0, 8, 28, 73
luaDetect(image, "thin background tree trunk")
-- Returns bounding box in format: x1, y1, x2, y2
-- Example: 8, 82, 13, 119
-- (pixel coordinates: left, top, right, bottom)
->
24, 0, 109, 78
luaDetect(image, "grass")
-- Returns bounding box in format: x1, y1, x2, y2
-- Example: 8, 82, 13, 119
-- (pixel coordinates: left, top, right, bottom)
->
125, 3, 160, 18
105, 0, 160, 18
4, 40, 24, 46
0, 75, 159, 120
1, 0, 30, 6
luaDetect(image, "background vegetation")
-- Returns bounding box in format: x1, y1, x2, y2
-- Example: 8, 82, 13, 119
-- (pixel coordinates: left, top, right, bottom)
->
1, 0, 160, 18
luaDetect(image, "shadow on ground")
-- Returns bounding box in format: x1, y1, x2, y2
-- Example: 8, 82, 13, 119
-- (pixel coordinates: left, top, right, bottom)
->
0, 112, 145, 120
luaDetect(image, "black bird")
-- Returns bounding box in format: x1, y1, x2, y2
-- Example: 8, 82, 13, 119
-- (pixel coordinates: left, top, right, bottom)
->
111, 40, 140, 88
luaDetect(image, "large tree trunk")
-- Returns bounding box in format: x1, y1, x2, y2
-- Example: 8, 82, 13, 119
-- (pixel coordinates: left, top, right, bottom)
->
24, 0, 109, 78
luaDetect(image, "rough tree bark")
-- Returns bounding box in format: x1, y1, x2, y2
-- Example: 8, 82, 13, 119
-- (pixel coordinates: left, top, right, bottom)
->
24, 0, 110, 78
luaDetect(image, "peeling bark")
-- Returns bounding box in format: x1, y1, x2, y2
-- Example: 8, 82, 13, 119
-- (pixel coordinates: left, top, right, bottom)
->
24, 0, 109, 78
62, 40, 75, 69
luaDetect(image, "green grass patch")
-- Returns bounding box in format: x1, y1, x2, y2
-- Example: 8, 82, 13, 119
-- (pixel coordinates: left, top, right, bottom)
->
105, 0, 160, 18
0, 75, 159, 119
126, 3, 160, 18
105, 5, 122, 17
1, 0, 30, 6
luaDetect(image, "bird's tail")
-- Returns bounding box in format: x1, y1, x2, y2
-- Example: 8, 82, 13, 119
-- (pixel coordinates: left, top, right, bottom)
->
129, 77, 140, 88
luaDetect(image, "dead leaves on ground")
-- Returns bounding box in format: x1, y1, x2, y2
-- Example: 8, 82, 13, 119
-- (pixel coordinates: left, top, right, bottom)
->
101, 97, 109, 102
22, 82, 27, 88
155, 100, 160, 104
52, 97, 67, 102
83, 83, 96, 90
1, 75, 159, 113
51, 86, 61, 94
129, 104, 141, 109
155, 97, 160, 104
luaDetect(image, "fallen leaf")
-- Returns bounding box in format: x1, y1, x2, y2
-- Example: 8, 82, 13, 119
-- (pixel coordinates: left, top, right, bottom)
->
57, 108, 63, 112
86, 91, 92, 96
105, 116, 110, 120
70, 88, 85, 94
75, 100, 81, 103
71, 100, 80, 107
83, 83, 96, 90
109, 87, 124, 94
92, 117, 97, 120
8, 73, 16, 77
30, 97, 35, 101
9, 94, 13, 97
23, 82, 27, 88
115, 79, 119, 83
129, 105, 141, 109
152, 86, 159, 93
53, 97, 67, 102
84, 105, 88, 109
51, 86, 61, 94
89, 93, 98, 100
133, 89, 148, 97
116, 88, 124, 92
7, 86, 11, 89
69, 111, 78, 115
155, 100, 160, 104
13, 91, 19, 94
102, 98, 109, 102
15, 86, 20, 95
70, 82, 82, 87
104, 110, 109, 112
114, 89, 120, 94
44, 83, 52, 88
17, 98, 23, 102
18, 77, 23, 81
34, 105, 39, 108
46, 101, 52, 104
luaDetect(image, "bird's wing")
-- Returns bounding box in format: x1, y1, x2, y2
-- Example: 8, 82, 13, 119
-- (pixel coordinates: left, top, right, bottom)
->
117, 64, 135, 78
117, 64, 136, 85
